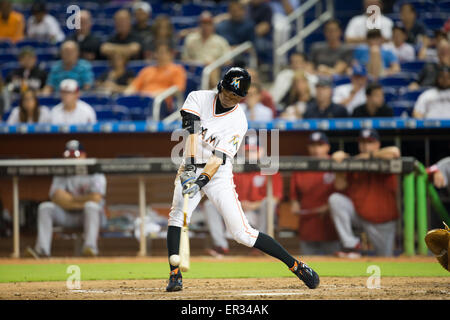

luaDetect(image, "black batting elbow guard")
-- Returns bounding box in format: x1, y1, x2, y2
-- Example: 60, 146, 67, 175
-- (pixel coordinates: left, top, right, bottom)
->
181, 110, 200, 134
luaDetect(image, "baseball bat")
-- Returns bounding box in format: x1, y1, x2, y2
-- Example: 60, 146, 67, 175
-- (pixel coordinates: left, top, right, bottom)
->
179, 193, 190, 272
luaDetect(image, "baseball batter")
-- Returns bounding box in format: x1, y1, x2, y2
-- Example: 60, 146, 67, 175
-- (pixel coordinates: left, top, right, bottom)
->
166, 67, 319, 291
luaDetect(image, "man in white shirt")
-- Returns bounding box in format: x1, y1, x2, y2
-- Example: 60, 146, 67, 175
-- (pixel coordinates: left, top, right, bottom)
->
345, 0, 393, 44
413, 66, 450, 119
383, 24, 415, 63
50, 79, 97, 124
241, 83, 273, 121
26, 1, 65, 43
332, 64, 368, 115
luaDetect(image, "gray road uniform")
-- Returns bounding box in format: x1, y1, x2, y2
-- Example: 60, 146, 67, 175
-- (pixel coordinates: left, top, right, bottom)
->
34, 174, 107, 256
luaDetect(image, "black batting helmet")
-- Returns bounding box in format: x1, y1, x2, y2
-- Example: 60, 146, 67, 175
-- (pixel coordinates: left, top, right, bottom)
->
217, 67, 251, 97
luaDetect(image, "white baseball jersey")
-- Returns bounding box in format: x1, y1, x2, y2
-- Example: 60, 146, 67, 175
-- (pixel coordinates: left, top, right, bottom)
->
181, 90, 248, 167
169, 90, 260, 247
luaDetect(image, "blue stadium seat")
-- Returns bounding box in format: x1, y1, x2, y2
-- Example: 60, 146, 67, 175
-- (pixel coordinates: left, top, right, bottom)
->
0, 61, 19, 78
0, 53, 17, 65
398, 89, 426, 102
185, 76, 200, 98
379, 75, 413, 88
332, 75, 351, 86
80, 94, 112, 106
16, 39, 56, 49
127, 61, 150, 75
181, 62, 204, 78
2, 109, 12, 122
400, 60, 425, 73
114, 95, 153, 120
422, 17, 445, 30
391, 100, 415, 117
394, 0, 437, 13
181, 3, 203, 16
0, 40, 13, 49
91, 64, 110, 79
438, 0, 450, 11
38, 96, 60, 108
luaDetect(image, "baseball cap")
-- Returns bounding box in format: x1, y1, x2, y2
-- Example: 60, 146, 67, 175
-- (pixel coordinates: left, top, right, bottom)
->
358, 129, 380, 142
59, 79, 79, 93
63, 140, 85, 158
316, 76, 333, 87
199, 11, 213, 23
352, 64, 367, 77
132, 1, 152, 14
308, 131, 329, 145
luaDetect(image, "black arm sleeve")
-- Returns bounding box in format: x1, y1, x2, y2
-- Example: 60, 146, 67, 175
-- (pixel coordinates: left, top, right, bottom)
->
212, 150, 227, 165
180, 110, 201, 134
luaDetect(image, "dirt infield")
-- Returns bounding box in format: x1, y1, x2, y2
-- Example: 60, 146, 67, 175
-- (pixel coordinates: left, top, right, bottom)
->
0, 256, 449, 300
1, 277, 449, 300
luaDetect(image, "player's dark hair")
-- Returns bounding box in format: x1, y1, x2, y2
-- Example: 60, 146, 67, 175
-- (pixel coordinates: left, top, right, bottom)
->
365, 83, 383, 96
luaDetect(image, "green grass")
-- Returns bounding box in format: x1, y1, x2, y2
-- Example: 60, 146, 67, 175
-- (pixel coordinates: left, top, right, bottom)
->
0, 261, 448, 283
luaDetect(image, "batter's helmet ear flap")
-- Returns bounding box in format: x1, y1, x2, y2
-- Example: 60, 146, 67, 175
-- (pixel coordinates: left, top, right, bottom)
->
217, 80, 222, 93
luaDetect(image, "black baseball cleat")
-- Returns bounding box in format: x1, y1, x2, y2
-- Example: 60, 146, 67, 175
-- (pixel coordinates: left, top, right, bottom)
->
166, 268, 183, 292
290, 260, 320, 289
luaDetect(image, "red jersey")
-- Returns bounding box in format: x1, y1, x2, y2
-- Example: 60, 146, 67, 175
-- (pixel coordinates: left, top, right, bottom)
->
290, 171, 339, 242
234, 171, 283, 202
344, 172, 399, 223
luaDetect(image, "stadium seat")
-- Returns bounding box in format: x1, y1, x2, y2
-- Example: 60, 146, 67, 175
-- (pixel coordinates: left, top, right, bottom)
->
114, 95, 153, 120
422, 17, 445, 30
379, 75, 412, 88
391, 100, 415, 117
127, 60, 150, 75
38, 96, 60, 108
438, 0, 450, 11
394, 0, 437, 13
93, 105, 130, 121
400, 60, 425, 73
332, 75, 351, 86
0, 53, 17, 65
181, 3, 203, 16
80, 94, 112, 106
384, 88, 397, 104
0, 40, 13, 49
398, 89, 426, 102
0, 61, 19, 78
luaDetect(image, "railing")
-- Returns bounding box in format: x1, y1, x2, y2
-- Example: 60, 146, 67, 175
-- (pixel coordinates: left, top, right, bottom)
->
151, 86, 183, 121
273, 0, 334, 75
200, 41, 258, 90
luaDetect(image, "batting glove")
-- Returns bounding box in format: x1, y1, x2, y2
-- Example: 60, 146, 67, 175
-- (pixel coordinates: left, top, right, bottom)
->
180, 164, 196, 187
182, 182, 200, 198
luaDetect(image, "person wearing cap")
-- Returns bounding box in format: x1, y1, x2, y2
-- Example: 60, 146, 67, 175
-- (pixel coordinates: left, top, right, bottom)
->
26, 0, 65, 43
344, 0, 393, 44
309, 19, 353, 76
382, 24, 416, 63
353, 29, 400, 79
182, 11, 231, 88
6, 88, 50, 124
67, 10, 101, 61
303, 77, 348, 119
42, 40, 94, 95
352, 83, 394, 118
413, 65, 450, 119
329, 129, 401, 257
290, 131, 341, 255
25, 140, 107, 258
4, 46, 47, 93
132, 1, 152, 37
49, 79, 97, 124
100, 9, 142, 61
332, 64, 368, 115
0, 0, 24, 43
202, 137, 283, 257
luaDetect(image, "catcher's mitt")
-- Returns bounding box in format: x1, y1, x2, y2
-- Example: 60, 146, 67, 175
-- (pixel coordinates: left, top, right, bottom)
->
425, 222, 449, 272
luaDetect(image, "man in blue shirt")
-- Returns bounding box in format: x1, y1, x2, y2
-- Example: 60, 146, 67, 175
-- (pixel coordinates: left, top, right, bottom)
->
215, 0, 255, 47
42, 40, 94, 95
353, 29, 400, 79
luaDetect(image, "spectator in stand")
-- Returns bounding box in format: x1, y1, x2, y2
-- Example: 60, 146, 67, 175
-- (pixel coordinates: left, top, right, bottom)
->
270, 52, 317, 108
203, 137, 283, 257
303, 77, 348, 119
246, 68, 276, 117
100, 9, 142, 61
67, 10, 101, 61
279, 71, 314, 120
132, 1, 153, 59
95, 52, 135, 94
399, 2, 426, 45
248, 0, 273, 64
5, 46, 47, 93
50, 79, 97, 124
42, 40, 94, 95
383, 24, 416, 63
352, 83, 394, 118
0, 0, 24, 43
215, 0, 254, 48
353, 29, 400, 79
411, 39, 450, 89
241, 83, 273, 122
145, 14, 176, 59
413, 66, 450, 119
290, 132, 341, 255
26, 1, 65, 44
6, 89, 50, 124
329, 129, 401, 257
345, 0, 394, 44
332, 64, 368, 116
309, 19, 353, 76
182, 11, 231, 88
124, 42, 186, 97
25, 140, 107, 258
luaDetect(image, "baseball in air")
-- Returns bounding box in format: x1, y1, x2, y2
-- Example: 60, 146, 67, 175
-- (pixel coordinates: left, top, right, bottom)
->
169, 254, 181, 266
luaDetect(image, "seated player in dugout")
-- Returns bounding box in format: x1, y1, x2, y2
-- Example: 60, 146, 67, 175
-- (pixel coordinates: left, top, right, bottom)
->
290, 131, 341, 255
166, 67, 319, 292
328, 129, 401, 258
25, 140, 107, 258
